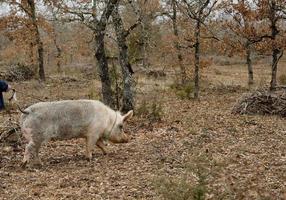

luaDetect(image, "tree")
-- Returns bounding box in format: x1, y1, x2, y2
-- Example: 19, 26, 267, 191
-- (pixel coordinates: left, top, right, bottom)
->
111, 1, 139, 112
2, 0, 46, 81
161, 0, 187, 85
54, 0, 119, 107
222, 0, 270, 86
257, 0, 286, 90
179, 0, 218, 99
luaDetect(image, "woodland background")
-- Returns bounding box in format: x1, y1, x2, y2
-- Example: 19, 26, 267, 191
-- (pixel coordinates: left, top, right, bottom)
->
0, 0, 286, 199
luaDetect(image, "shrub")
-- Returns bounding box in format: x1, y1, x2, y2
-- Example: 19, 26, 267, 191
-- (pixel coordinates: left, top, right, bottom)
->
170, 81, 194, 100
278, 74, 286, 85
136, 99, 163, 122
154, 156, 209, 200
0, 63, 35, 82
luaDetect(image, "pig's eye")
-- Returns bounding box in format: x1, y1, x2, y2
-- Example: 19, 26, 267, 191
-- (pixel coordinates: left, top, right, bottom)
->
119, 124, 123, 130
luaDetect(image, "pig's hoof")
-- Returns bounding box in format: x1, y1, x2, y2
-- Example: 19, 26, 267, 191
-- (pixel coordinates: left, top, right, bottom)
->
85, 156, 93, 161
33, 163, 43, 169
20, 161, 27, 169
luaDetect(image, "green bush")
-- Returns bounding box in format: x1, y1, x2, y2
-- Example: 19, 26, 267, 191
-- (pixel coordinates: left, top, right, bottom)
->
136, 99, 163, 121
154, 155, 210, 200
170, 82, 194, 100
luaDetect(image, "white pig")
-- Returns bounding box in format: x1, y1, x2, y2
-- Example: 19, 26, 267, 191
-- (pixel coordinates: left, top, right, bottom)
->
19, 100, 133, 167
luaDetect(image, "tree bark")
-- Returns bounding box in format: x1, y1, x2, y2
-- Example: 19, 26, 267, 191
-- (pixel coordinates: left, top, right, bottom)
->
269, 0, 281, 91
93, 0, 118, 108
171, 0, 186, 85
51, 15, 62, 74
112, 4, 134, 113
95, 32, 115, 108
194, 19, 201, 99
27, 0, 45, 81
246, 41, 254, 86
270, 48, 281, 90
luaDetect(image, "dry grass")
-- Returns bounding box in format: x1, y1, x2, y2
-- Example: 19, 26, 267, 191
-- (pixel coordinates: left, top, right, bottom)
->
0, 59, 286, 199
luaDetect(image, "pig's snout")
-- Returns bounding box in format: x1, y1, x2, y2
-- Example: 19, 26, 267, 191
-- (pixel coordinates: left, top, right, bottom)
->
109, 133, 130, 143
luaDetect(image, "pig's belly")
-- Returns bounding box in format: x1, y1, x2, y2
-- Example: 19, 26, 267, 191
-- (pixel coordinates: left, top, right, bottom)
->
49, 124, 89, 140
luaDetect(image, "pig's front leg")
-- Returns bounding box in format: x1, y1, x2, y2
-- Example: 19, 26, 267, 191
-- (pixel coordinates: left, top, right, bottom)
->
85, 135, 98, 160
96, 139, 108, 155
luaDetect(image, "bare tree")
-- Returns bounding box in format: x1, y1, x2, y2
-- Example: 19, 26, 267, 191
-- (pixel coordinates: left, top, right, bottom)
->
6, 0, 46, 81
55, 0, 119, 107
222, 0, 272, 87
171, 0, 187, 85
258, 0, 286, 90
179, 0, 218, 99
162, 0, 187, 85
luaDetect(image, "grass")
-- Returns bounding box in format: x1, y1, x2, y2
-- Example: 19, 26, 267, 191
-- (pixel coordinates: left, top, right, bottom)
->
154, 156, 210, 200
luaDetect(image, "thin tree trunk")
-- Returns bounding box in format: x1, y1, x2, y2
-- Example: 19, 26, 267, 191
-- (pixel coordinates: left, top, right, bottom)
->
171, 0, 186, 85
55, 44, 62, 74
52, 21, 62, 74
269, 1, 280, 91
112, 5, 134, 113
37, 40, 45, 81
28, 0, 45, 81
141, 18, 149, 68
246, 42, 254, 86
194, 19, 201, 99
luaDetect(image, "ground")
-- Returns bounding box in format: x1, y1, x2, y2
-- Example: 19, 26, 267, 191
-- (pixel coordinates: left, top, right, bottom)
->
0, 60, 286, 200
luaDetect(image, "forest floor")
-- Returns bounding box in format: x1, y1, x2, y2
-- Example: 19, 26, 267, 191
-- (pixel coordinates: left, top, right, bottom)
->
0, 60, 286, 200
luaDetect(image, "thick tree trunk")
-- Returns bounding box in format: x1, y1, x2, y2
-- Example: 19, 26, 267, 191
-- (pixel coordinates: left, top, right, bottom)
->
194, 20, 201, 99
270, 49, 281, 90
171, 0, 186, 85
27, 0, 45, 81
28, 42, 35, 66
112, 5, 134, 113
95, 32, 115, 108
92, 0, 118, 108
246, 42, 254, 86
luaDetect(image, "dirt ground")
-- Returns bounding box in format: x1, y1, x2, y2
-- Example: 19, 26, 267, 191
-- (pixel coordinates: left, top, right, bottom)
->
0, 62, 286, 200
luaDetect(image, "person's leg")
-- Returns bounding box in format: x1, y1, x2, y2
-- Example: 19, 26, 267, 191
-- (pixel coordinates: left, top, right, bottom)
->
0, 93, 5, 110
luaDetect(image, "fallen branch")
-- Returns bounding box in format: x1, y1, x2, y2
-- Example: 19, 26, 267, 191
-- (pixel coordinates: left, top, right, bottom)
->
232, 89, 286, 117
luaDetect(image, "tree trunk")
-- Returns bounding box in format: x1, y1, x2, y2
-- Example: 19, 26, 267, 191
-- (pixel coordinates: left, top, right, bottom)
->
194, 20, 201, 99
55, 44, 62, 74
27, 0, 45, 81
140, 17, 149, 69
52, 21, 62, 74
95, 32, 115, 108
270, 49, 280, 90
269, 1, 280, 91
92, 0, 118, 108
28, 42, 35, 66
246, 42, 254, 86
171, 0, 186, 85
112, 5, 134, 113
37, 40, 45, 81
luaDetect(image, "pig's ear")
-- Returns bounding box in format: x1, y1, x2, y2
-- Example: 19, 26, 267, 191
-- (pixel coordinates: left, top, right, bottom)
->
123, 110, 133, 122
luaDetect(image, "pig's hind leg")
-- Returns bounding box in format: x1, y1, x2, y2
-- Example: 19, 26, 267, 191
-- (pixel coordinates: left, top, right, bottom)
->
21, 128, 43, 168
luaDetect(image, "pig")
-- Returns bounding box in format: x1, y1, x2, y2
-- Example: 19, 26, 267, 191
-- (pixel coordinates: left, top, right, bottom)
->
19, 100, 133, 167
